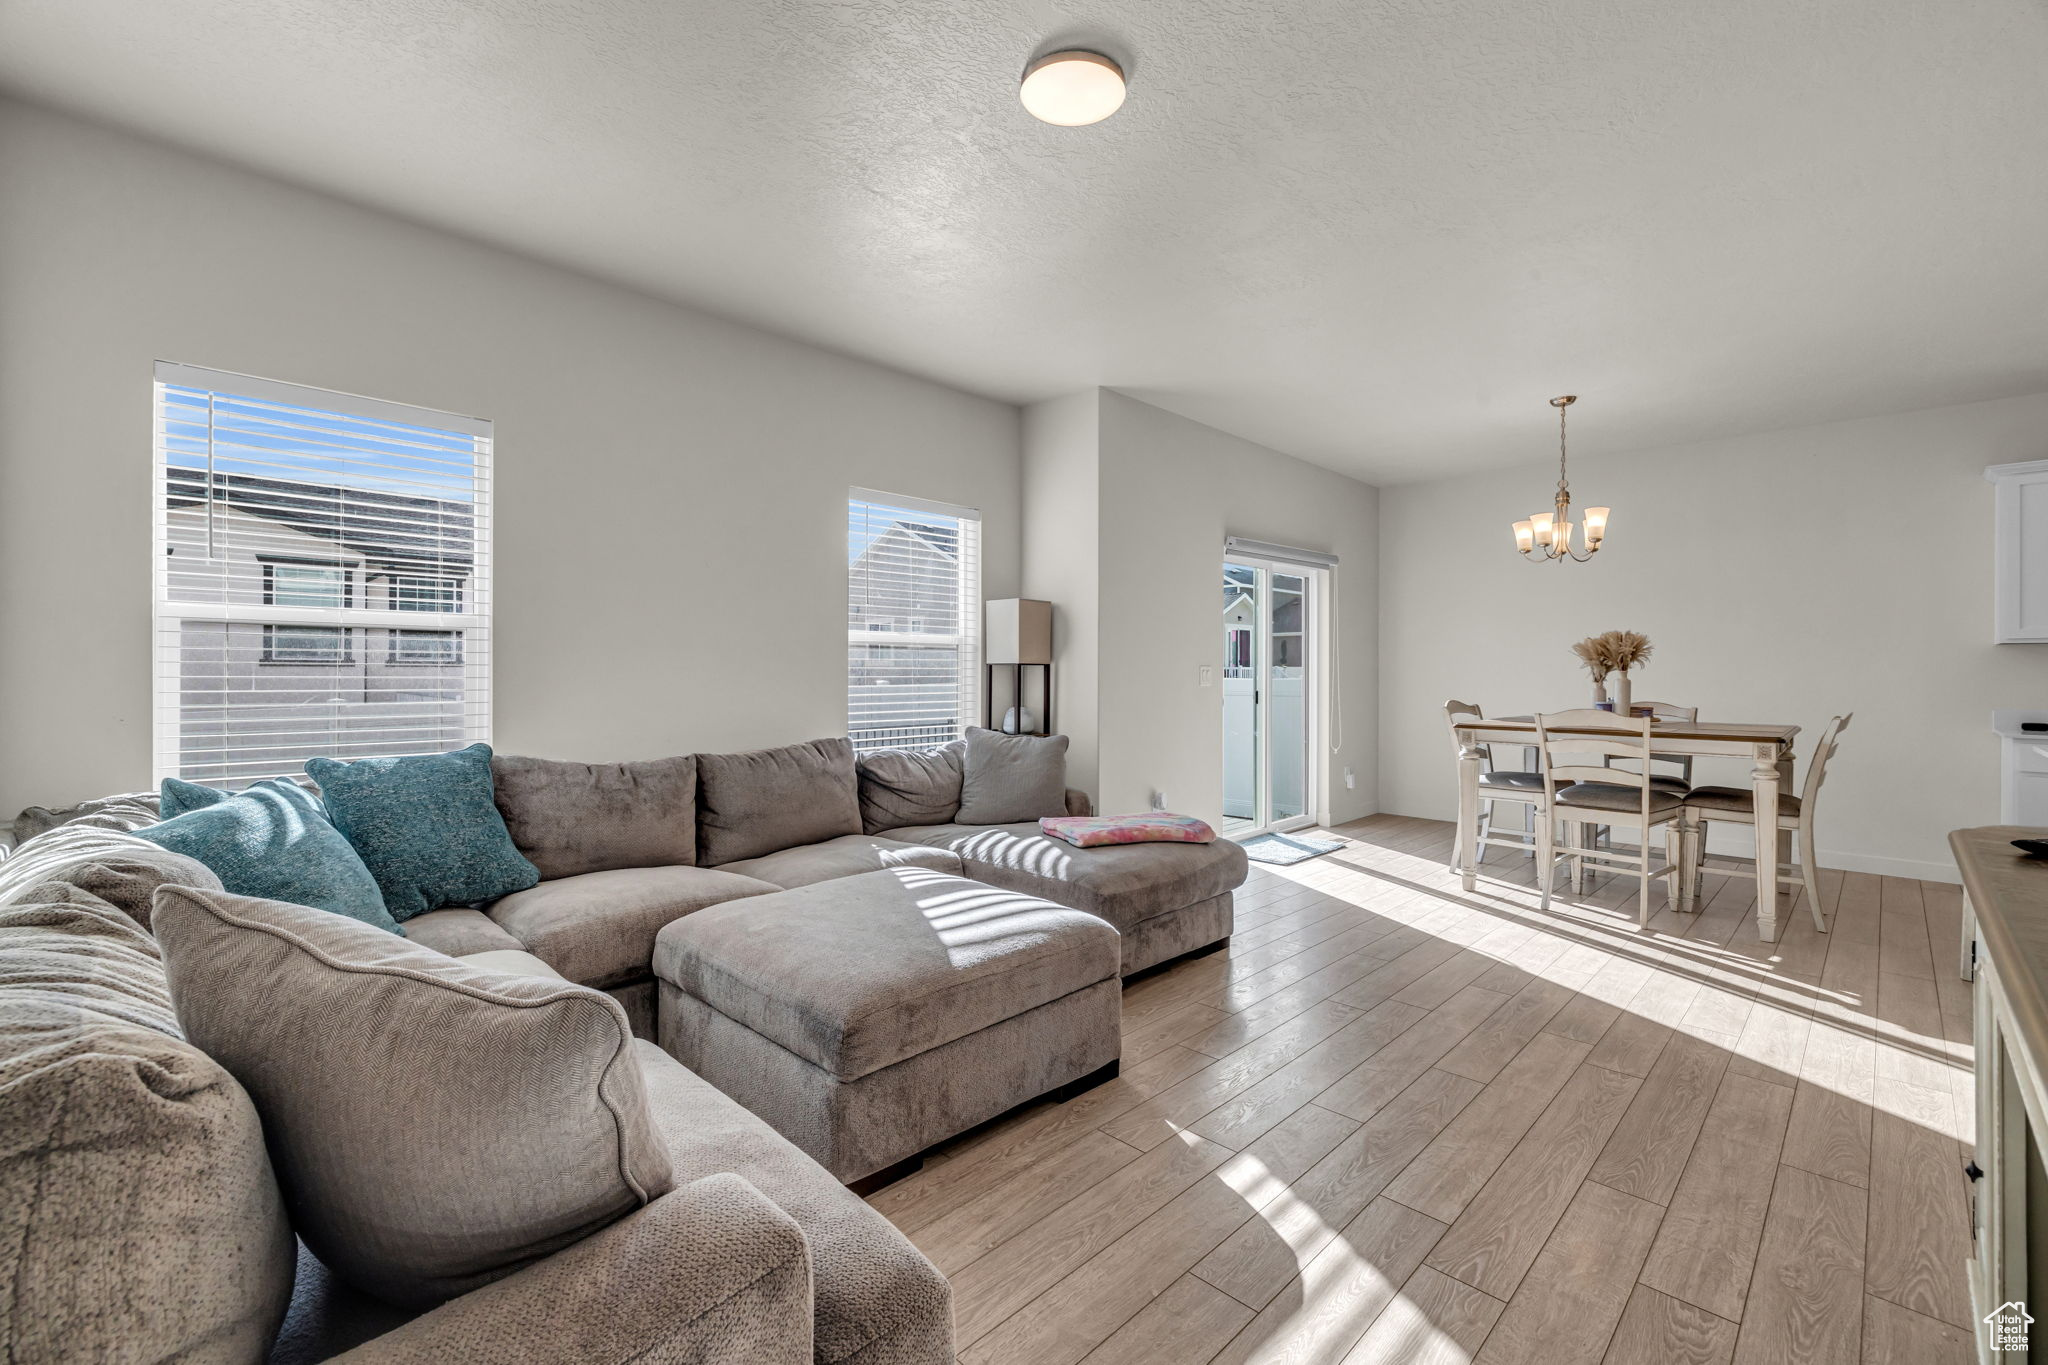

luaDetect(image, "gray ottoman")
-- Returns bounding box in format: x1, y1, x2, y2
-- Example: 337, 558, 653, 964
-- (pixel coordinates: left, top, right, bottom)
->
653, 868, 1122, 1188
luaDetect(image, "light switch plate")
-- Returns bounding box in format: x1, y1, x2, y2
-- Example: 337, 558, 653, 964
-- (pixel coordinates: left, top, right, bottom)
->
1199, 665, 1214, 687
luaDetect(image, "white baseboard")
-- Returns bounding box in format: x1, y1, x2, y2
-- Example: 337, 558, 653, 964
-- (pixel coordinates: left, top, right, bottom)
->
1815, 847, 1960, 885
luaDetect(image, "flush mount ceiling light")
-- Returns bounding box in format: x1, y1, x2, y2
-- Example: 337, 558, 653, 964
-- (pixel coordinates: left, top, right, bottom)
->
1020, 50, 1126, 126
1512, 396, 1610, 563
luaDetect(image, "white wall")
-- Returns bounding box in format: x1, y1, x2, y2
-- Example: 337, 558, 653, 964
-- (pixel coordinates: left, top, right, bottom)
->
0, 100, 1020, 814
1088, 391, 1380, 826
1021, 391, 1102, 796
1378, 390, 2048, 881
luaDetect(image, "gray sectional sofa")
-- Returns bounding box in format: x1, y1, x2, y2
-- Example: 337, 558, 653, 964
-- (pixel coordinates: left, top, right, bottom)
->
435, 736, 1246, 1036
0, 733, 1248, 1364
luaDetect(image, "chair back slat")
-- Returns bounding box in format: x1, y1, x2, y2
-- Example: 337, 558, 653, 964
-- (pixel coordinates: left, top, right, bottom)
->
1801, 713, 1852, 809
1605, 700, 1696, 784
1551, 764, 1649, 787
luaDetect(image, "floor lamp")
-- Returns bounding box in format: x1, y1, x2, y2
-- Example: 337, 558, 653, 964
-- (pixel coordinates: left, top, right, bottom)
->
984, 599, 1053, 736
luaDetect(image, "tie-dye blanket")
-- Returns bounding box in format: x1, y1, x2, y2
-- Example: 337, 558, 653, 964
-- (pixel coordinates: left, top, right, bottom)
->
1038, 813, 1216, 848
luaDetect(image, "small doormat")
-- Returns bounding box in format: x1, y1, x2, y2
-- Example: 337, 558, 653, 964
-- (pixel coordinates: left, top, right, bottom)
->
1239, 832, 1346, 866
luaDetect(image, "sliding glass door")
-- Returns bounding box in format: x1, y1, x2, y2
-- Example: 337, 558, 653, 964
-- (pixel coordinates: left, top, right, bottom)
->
1221, 557, 1317, 837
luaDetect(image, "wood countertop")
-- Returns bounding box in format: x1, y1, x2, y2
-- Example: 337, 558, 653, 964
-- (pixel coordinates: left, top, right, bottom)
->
1953, 825, 2048, 1073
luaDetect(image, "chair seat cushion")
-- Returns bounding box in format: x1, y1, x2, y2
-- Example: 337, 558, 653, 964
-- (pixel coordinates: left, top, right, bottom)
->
653, 869, 1119, 1081
489, 866, 781, 990
634, 1042, 951, 1365
1478, 770, 1544, 792
1684, 785, 1802, 817
1554, 782, 1685, 817
878, 822, 1249, 935
714, 834, 963, 890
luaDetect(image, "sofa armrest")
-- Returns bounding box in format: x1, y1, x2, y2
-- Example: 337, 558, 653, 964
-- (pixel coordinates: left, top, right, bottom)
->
334, 1174, 811, 1365
1064, 788, 1094, 817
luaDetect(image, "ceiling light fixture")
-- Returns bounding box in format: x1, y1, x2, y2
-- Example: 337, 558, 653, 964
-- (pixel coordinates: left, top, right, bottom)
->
1020, 50, 1126, 126
1512, 396, 1609, 562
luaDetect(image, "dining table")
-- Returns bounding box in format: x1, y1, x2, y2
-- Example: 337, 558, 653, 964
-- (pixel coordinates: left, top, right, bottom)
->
1451, 714, 1804, 941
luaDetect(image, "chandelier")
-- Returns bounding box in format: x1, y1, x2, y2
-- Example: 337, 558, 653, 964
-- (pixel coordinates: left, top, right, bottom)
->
1512, 395, 1609, 562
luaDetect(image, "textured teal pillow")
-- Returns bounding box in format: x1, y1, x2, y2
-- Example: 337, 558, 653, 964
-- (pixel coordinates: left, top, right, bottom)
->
306, 744, 540, 921
159, 774, 321, 820
138, 778, 402, 934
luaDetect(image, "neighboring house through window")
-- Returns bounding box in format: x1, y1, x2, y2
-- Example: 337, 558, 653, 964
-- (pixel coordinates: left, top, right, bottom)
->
153, 362, 493, 786
847, 490, 980, 754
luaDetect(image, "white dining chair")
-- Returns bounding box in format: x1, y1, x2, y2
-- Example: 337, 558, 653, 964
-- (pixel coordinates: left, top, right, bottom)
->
1614, 701, 1698, 791
1535, 708, 1686, 927
1678, 713, 1850, 934
1443, 700, 1542, 870
1591, 700, 1696, 851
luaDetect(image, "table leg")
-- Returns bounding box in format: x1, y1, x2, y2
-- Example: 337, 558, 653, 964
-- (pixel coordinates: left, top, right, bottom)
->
1961, 892, 1976, 981
1752, 753, 1782, 942
1458, 743, 1482, 892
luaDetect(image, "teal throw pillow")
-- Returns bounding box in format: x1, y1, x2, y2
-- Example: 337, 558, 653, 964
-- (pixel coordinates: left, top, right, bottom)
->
139, 778, 403, 934
158, 774, 321, 820
306, 743, 540, 921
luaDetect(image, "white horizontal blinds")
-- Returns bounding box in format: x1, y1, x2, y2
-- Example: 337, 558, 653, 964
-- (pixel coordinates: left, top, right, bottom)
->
847, 490, 980, 755
152, 362, 492, 787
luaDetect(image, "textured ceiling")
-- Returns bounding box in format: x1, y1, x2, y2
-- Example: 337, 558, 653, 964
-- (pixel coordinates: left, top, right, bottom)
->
4, 0, 2047, 481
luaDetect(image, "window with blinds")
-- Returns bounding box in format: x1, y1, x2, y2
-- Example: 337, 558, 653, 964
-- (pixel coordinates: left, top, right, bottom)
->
848, 490, 980, 754
152, 362, 492, 787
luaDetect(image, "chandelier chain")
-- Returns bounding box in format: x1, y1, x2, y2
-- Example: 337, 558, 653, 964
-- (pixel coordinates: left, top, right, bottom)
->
1556, 401, 1569, 499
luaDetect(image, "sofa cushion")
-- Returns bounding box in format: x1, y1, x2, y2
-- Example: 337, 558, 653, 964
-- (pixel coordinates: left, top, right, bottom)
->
401, 906, 526, 958
653, 868, 1119, 1081
138, 778, 401, 934
634, 1040, 952, 1365
695, 737, 862, 865
856, 741, 965, 834
152, 885, 674, 1307
307, 743, 540, 921
489, 865, 781, 990
1, 881, 294, 1362
957, 728, 1070, 825
491, 753, 698, 879
883, 822, 1250, 936
715, 833, 964, 889
0, 823, 222, 931
455, 948, 567, 980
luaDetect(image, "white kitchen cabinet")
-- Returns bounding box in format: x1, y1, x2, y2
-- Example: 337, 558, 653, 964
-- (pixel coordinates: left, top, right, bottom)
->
1988, 459, 2048, 643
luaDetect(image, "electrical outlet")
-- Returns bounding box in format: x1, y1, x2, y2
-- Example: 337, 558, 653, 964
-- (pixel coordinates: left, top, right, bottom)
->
1150, 790, 1168, 810
1199, 665, 1214, 687
1344, 766, 1356, 790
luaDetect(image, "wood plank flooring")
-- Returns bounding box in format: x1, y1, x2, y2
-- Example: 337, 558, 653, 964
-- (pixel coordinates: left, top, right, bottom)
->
869, 814, 1977, 1365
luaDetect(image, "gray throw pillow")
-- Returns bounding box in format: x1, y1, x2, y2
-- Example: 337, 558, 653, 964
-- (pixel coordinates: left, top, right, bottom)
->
151, 884, 675, 1307
857, 740, 966, 833
0, 881, 293, 1362
492, 753, 698, 879
957, 728, 1071, 825
695, 737, 863, 865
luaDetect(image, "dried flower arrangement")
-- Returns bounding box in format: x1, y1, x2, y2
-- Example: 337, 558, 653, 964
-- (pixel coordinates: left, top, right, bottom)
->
1571, 631, 1653, 708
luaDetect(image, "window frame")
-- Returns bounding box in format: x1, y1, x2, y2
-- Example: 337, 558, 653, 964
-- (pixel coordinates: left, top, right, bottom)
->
847, 488, 981, 754
152, 361, 493, 785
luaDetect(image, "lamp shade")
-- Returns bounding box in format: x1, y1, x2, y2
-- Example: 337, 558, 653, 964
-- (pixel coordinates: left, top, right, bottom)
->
985, 598, 1053, 665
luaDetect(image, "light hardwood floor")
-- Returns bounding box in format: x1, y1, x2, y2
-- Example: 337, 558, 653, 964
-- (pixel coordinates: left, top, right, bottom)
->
868, 814, 1977, 1365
